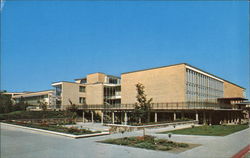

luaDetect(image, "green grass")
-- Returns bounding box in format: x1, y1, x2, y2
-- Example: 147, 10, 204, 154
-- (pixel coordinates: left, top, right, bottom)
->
100, 135, 189, 151
159, 125, 249, 136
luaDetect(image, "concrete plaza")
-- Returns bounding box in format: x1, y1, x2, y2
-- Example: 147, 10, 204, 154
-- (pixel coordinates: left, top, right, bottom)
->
1, 123, 249, 158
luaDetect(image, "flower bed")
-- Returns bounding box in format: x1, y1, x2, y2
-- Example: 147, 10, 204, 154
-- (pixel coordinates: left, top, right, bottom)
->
100, 135, 192, 151
3, 120, 99, 135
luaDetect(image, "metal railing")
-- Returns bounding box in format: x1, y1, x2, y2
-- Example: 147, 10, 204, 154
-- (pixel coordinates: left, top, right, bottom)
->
79, 101, 233, 110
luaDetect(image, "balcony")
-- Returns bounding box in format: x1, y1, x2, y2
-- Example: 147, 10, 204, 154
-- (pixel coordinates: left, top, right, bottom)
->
79, 101, 234, 111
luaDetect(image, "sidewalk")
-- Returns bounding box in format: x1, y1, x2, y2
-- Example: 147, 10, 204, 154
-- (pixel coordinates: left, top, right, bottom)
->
1, 122, 249, 158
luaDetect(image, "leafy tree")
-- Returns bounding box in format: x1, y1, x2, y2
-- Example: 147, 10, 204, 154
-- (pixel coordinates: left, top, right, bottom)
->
133, 83, 153, 123
67, 99, 78, 114
38, 99, 48, 111
0, 91, 13, 113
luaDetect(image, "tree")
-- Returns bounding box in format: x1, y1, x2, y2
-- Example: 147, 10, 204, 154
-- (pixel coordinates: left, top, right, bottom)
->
0, 91, 13, 113
0, 91, 28, 113
133, 83, 153, 123
67, 99, 78, 112
38, 99, 48, 111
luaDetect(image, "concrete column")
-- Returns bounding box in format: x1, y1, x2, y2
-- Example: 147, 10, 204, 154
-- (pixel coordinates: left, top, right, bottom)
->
101, 111, 104, 124
209, 112, 212, 125
124, 112, 128, 125
91, 111, 94, 123
227, 113, 230, 124
82, 111, 85, 123
203, 111, 206, 125
154, 112, 158, 123
173, 112, 176, 121
181, 112, 184, 119
112, 112, 115, 124
195, 112, 199, 122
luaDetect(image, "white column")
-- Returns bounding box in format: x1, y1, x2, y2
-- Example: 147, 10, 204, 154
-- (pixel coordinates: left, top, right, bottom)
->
101, 111, 104, 124
181, 112, 184, 119
195, 112, 199, 122
91, 111, 94, 123
124, 112, 128, 125
209, 113, 212, 125
82, 111, 85, 123
203, 111, 206, 125
112, 112, 115, 124
173, 112, 176, 121
154, 112, 158, 123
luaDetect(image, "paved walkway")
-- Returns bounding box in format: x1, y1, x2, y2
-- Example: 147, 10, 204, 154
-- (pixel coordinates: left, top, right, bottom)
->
1, 123, 249, 158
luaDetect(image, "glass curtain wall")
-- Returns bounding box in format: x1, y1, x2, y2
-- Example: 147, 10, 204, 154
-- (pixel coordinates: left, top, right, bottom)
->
104, 86, 121, 105
186, 68, 223, 102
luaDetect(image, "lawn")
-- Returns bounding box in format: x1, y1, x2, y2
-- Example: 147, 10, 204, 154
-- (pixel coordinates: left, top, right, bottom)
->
99, 135, 195, 152
159, 125, 249, 136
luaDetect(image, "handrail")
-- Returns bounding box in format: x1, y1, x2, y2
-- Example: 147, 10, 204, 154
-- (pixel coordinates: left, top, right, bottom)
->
79, 101, 233, 110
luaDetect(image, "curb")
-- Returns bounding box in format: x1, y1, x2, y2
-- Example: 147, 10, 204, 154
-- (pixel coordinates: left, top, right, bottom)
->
232, 145, 250, 158
107, 120, 197, 128
0, 122, 110, 139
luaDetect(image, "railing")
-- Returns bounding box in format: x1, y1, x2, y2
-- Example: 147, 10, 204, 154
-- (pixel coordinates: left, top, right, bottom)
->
79, 101, 233, 110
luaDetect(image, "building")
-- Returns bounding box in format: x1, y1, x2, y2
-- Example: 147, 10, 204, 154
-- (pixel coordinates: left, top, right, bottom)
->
79, 63, 247, 125
2, 92, 25, 98
52, 72, 121, 110
8, 63, 248, 124
121, 63, 245, 104
12, 90, 56, 110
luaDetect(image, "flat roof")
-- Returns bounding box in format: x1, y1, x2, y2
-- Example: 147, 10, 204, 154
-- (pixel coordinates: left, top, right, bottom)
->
12, 90, 54, 98
74, 78, 86, 81
122, 63, 245, 89
52, 81, 78, 84
74, 73, 120, 81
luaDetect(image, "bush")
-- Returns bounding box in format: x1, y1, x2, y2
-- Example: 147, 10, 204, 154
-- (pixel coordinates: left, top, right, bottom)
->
0, 111, 77, 120
100, 135, 191, 152
134, 142, 156, 150
67, 127, 80, 133
177, 143, 189, 148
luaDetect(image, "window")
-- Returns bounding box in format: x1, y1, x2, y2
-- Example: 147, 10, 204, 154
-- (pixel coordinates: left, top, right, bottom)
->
79, 86, 85, 92
79, 97, 86, 104
108, 78, 118, 84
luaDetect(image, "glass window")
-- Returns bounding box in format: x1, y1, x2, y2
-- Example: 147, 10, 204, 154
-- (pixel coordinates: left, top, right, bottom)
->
79, 86, 86, 92
79, 97, 86, 104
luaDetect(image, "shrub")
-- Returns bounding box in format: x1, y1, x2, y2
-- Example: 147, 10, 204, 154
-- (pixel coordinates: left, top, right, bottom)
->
177, 143, 189, 148
0, 111, 77, 120
67, 127, 80, 133
116, 139, 130, 145
134, 142, 156, 150
143, 135, 155, 143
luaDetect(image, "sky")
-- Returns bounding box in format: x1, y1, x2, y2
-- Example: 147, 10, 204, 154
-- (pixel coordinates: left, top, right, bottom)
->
1, 1, 249, 98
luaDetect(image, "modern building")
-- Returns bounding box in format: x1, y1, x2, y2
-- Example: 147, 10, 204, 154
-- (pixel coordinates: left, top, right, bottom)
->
121, 63, 245, 104
52, 72, 121, 110
12, 90, 56, 110
80, 63, 247, 125
8, 63, 248, 124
